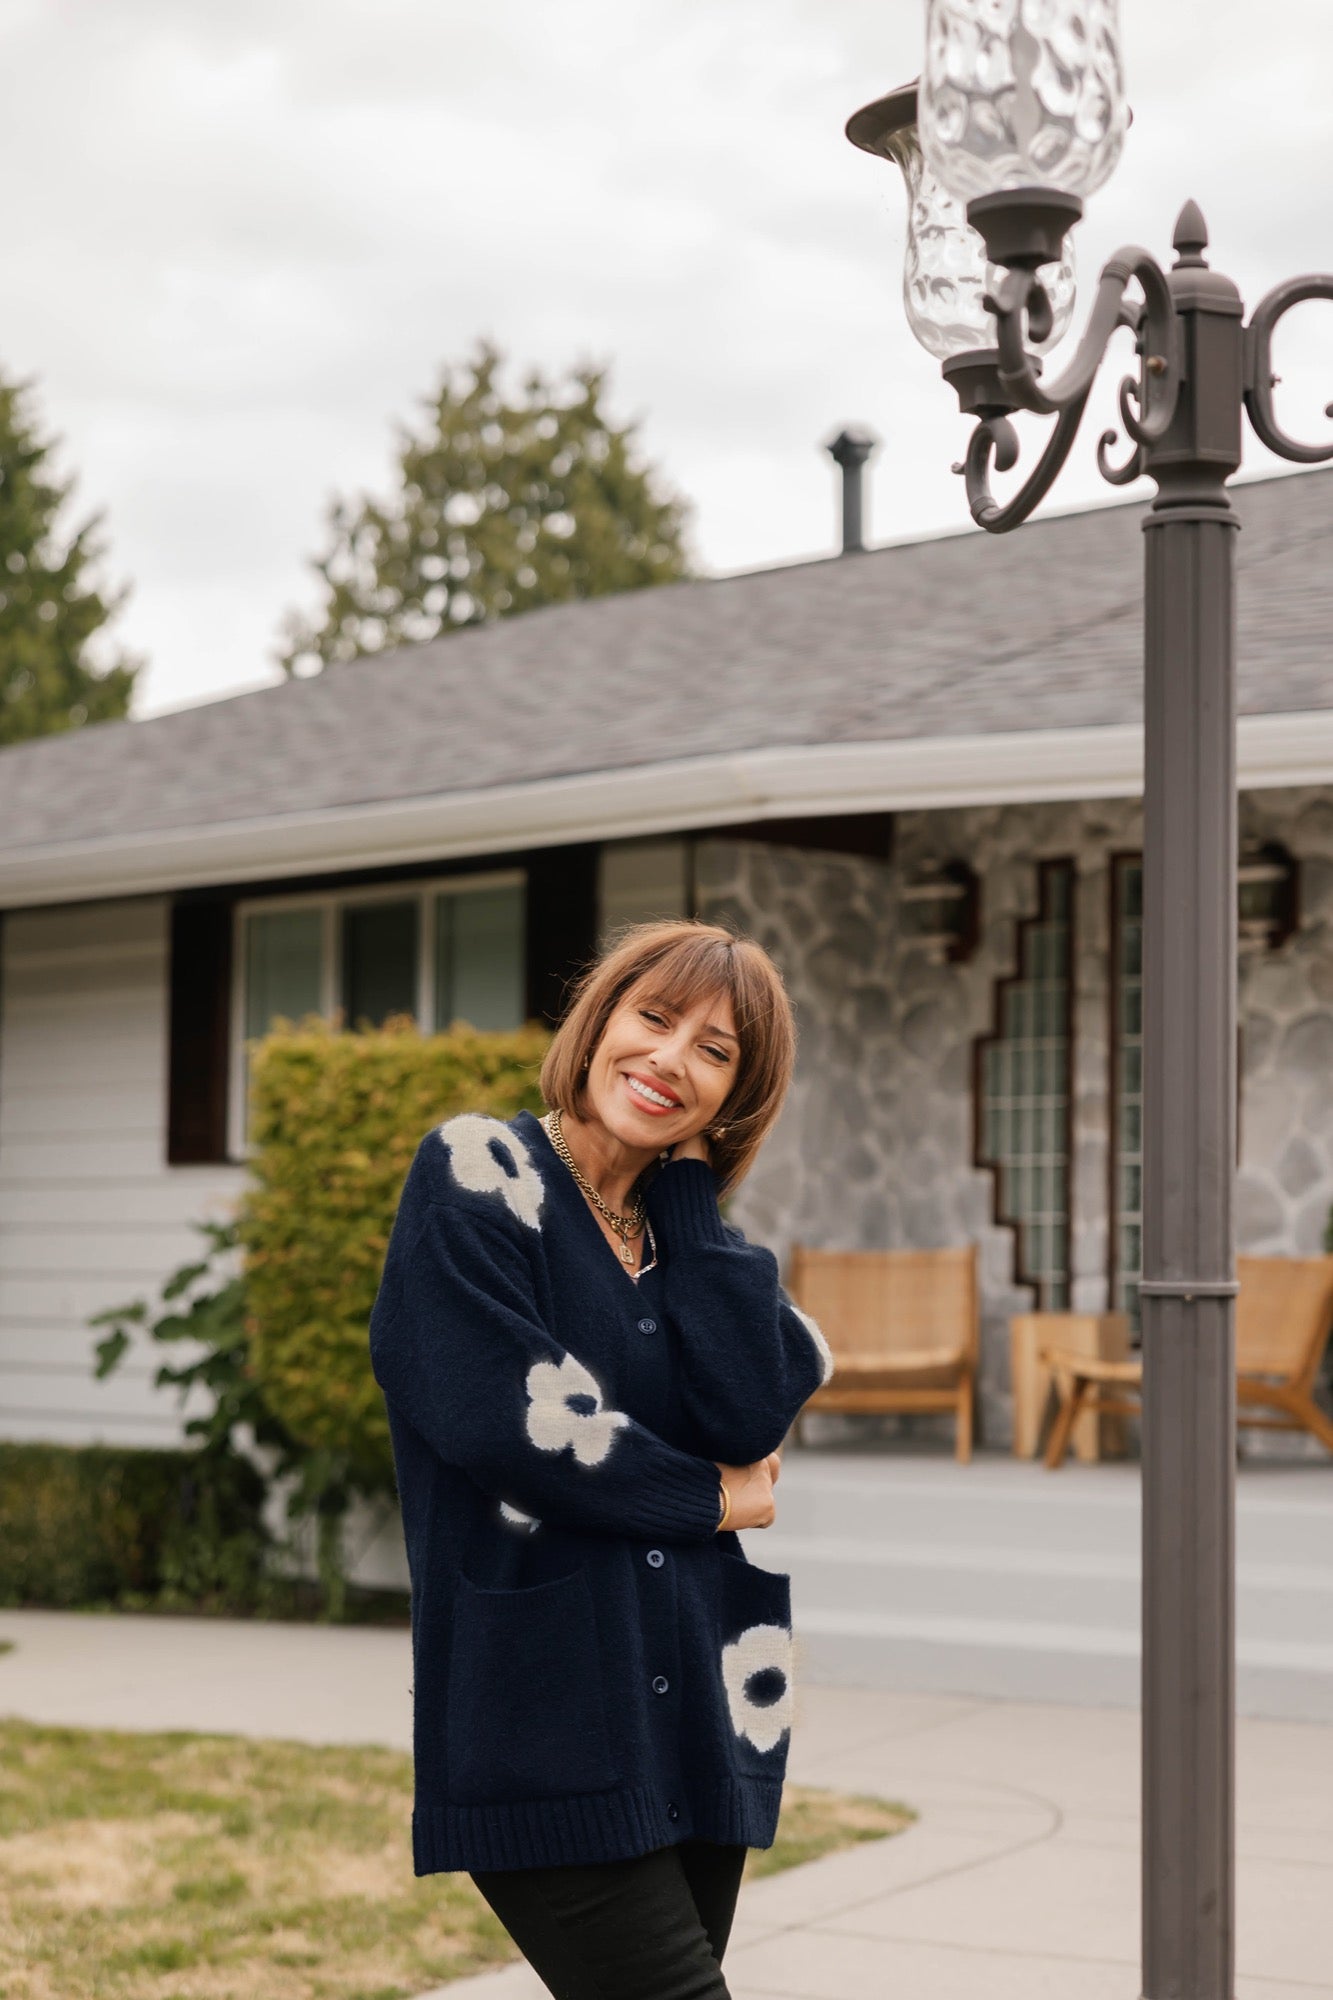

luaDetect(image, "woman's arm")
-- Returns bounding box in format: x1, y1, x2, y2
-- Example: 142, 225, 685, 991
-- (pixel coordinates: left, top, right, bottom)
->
369, 1146, 725, 1544
645, 1159, 835, 1465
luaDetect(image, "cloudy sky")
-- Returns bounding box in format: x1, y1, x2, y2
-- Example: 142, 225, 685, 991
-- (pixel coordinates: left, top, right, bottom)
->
4, 0, 1331, 716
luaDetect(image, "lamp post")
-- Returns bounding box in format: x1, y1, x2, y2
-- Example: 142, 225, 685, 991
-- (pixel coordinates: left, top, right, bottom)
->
847, 11, 1333, 1998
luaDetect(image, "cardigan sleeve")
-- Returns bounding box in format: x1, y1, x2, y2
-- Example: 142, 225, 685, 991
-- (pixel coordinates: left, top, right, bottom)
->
645, 1158, 836, 1464
369, 1155, 725, 1545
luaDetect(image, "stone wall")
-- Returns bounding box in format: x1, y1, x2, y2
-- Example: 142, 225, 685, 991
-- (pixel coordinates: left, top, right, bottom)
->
696, 784, 1333, 1450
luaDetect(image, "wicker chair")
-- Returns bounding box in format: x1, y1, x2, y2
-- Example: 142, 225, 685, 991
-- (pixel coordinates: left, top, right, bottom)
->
1042, 1254, 1333, 1467
785, 1245, 980, 1462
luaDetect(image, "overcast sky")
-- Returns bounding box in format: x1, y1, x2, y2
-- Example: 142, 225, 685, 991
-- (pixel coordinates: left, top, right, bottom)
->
4, 0, 1331, 716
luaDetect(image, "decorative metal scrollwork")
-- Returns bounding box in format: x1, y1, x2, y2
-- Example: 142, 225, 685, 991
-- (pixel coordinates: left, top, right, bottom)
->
1244, 275, 1333, 463
960, 210, 1193, 534
961, 395, 1091, 533
960, 199, 1333, 533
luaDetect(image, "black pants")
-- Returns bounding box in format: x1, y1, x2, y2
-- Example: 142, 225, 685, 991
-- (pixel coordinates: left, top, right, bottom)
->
469, 1839, 749, 2000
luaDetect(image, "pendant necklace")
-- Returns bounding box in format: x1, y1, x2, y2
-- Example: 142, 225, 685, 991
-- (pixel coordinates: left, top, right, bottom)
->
543, 1107, 655, 1271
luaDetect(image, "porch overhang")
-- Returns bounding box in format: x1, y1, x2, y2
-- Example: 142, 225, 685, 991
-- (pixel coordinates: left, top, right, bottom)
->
4, 706, 1333, 909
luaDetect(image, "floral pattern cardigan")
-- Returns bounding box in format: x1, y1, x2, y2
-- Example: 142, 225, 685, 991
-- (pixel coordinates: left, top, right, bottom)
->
368, 1107, 834, 1874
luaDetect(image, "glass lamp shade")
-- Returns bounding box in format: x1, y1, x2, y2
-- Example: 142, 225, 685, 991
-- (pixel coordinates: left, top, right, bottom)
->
885, 117, 1075, 361
920, 0, 1129, 204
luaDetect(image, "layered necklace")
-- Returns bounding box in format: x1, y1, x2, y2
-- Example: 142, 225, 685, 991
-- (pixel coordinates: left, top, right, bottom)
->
542, 1108, 658, 1276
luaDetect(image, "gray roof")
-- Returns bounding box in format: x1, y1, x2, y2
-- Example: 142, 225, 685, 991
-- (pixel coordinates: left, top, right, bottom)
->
2, 466, 1331, 856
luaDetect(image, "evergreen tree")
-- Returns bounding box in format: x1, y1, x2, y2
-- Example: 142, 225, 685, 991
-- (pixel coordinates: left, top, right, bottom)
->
0, 371, 138, 747
278, 341, 689, 676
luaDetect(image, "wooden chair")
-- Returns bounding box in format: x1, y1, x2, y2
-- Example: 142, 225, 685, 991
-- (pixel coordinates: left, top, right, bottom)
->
785, 1245, 980, 1462
1042, 1254, 1333, 1468
1010, 1311, 1132, 1461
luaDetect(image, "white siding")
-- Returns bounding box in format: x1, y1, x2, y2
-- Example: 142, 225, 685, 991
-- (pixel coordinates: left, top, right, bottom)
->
0, 898, 244, 1444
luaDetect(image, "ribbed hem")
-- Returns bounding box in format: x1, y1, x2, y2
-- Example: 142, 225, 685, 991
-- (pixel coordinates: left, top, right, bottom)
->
646, 1160, 729, 1250
413, 1773, 783, 1874
642, 1448, 730, 1542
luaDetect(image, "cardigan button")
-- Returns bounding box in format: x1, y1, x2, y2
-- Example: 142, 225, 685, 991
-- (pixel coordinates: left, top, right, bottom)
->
637, 1317, 657, 1334
646, 1549, 665, 1568
652, 1675, 670, 1695
666, 1801, 679, 1821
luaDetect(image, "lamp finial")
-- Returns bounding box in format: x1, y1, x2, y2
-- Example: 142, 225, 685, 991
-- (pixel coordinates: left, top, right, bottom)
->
1172, 201, 1209, 269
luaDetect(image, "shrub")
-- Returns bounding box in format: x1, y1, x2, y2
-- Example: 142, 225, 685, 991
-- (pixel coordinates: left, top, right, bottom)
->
91, 1218, 327, 1603
238, 1016, 550, 1494
0, 1443, 269, 1611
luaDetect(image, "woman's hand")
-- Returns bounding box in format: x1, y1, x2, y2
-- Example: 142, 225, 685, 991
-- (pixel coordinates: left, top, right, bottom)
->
668, 1129, 712, 1166
715, 1450, 781, 1530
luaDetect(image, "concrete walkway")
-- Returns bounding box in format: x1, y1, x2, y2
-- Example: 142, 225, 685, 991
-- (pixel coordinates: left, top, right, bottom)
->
1, 1606, 1330, 1999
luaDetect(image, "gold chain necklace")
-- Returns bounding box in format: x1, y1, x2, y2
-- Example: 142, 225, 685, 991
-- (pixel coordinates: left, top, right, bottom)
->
543, 1108, 647, 1266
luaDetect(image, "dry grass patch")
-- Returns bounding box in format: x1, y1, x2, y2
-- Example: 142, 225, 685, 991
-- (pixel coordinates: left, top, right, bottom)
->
0, 1720, 912, 2000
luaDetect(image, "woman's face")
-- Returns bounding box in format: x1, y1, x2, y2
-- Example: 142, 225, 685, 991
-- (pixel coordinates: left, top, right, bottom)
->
583, 978, 739, 1154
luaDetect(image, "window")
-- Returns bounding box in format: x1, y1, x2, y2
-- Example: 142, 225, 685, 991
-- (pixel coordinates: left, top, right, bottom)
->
1109, 855, 1143, 1333
343, 900, 419, 1029
231, 874, 526, 1149
597, 839, 691, 946
245, 906, 325, 1046
975, 860, 1075, 1309
436, 886, 526, 1031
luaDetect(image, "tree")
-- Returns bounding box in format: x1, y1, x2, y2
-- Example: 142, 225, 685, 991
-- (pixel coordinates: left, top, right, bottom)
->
277, 341, 690, 676
0, 370, 138, 747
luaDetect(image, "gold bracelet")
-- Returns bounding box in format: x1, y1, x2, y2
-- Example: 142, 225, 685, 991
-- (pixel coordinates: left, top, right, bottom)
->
716, 1481, 731, 1531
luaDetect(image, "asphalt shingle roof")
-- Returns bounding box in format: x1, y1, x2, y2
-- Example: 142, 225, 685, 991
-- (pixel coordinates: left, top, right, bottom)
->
1, 467, 1330, 854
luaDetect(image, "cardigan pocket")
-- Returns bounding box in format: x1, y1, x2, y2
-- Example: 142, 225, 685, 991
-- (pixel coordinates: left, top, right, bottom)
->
715, 1549, 795, 1780
446, 1567, 620, 1805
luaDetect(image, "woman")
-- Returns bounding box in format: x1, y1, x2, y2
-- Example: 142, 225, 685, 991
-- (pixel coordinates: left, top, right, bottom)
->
368, 918, 834, 2000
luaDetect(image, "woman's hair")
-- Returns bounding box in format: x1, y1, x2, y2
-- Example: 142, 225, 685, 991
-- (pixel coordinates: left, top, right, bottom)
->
539, 918, 796, 1196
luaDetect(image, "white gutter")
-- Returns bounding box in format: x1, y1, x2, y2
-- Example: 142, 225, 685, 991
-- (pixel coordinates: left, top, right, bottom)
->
4, 708, 1333, 910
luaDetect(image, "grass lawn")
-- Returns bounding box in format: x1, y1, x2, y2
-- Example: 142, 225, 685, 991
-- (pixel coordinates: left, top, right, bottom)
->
0, 1719, 913, 2000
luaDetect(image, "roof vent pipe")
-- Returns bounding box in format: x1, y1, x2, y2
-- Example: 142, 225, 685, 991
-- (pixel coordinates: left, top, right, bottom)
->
825, 425, 880, 554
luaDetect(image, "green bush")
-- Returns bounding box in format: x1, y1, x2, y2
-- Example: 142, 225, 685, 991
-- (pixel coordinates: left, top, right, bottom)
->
0, 1443, 269, 1611
239, 1016, 550, 1493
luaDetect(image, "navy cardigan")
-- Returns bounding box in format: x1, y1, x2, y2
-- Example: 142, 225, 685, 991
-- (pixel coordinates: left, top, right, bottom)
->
368, 1107, 834, 1875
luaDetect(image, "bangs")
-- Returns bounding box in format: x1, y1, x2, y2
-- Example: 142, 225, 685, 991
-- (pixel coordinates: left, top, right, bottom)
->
629, 937, 765, 1045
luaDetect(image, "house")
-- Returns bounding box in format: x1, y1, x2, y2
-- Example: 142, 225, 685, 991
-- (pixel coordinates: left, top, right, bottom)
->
3, 466, 1333, 1453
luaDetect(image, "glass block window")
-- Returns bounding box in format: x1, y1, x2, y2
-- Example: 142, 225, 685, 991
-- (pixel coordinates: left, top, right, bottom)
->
1110, 854, 1144, 1334
233, 873, 526, 1149
975, 860, 1075, 1309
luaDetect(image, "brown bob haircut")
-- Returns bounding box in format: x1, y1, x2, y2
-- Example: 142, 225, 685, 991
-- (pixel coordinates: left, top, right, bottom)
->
539, 918, 796, 1197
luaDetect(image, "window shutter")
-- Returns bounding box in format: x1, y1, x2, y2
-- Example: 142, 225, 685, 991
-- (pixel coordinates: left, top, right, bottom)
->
168, 896, 234, 1165
524, 844, 599, 1026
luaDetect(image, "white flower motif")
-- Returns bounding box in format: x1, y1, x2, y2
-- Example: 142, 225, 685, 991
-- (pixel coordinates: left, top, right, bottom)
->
499, 1500, 541, 1532
721, 1622, 794, 1753
437, 1113, 544, 1229
791, 1303, 835, 1387
525, 1351, 632, 1467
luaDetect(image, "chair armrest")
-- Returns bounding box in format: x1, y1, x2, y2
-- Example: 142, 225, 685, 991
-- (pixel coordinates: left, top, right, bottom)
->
1041, 1350, 1143, 1386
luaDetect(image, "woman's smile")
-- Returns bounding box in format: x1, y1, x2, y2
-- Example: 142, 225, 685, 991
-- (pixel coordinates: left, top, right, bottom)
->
622, 1070, 684, 1114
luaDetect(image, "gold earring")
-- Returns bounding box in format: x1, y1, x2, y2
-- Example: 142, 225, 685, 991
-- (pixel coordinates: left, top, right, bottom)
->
712, 1126, 727, 1139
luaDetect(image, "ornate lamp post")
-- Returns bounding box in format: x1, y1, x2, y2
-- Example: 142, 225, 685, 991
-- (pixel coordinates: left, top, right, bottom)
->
847, 10, 1333, 1998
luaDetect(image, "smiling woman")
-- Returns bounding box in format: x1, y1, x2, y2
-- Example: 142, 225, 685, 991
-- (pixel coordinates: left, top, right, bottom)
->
367, 916, 830, 2000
